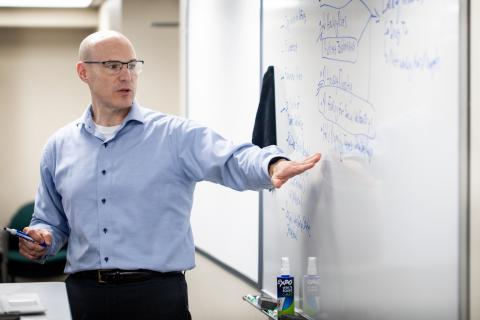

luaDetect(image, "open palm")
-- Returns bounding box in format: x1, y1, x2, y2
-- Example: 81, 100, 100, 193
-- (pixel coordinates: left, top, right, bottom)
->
270, 153, 321, 188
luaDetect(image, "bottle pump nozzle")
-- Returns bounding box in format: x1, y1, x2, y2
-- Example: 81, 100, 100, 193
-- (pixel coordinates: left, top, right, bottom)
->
307, 257, 317, 275
281, 257, 290, 275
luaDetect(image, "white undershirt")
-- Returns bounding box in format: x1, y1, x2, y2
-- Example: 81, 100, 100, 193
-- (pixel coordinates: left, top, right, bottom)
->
95, 123, 121, 141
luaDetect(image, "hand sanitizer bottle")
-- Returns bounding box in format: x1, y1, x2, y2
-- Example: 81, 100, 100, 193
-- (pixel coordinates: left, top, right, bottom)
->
277, 257, 295, 316
303, 257, 321, 318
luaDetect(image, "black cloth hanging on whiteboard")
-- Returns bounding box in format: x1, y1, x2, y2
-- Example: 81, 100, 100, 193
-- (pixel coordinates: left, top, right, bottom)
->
252, 66, 277, 148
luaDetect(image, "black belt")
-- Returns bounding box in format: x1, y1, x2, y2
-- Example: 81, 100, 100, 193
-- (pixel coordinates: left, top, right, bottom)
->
71, 269, 182, 284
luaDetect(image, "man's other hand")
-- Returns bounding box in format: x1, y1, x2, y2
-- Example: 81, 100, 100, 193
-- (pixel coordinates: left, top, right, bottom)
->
19, 227, 52, 261
269, 153, 321, 189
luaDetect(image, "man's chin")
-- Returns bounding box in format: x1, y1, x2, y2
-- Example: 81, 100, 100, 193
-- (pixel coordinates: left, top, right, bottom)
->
114, 99, 134, 109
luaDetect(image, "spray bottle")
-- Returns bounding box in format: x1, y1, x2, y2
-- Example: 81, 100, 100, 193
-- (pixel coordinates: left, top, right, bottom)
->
277, 257, 294, 316
302, 257, 321, 318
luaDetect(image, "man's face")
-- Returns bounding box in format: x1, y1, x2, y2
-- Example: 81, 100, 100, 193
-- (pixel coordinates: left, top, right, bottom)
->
80, 38, 138, 111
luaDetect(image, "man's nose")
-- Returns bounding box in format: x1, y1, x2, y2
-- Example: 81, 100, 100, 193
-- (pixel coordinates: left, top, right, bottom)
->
118, 65, 133, 80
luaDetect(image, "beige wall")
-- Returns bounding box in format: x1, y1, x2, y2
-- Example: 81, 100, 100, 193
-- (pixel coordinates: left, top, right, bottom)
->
187, 253, 264, 320
121, 0, 180, 115
0, 28, 94, 227
471, 1, 480, 318
99, 0, 121, 31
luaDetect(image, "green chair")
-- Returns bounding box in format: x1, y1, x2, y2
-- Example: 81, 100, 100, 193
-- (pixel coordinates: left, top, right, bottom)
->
5, 201, 67, 282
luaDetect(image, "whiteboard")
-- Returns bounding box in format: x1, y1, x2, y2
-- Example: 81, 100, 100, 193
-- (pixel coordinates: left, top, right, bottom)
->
187, 0, 261, 283
261, 1, 465, 319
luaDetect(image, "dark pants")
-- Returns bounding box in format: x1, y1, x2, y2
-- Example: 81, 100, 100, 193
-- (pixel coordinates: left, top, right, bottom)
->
66, 272, 191, 320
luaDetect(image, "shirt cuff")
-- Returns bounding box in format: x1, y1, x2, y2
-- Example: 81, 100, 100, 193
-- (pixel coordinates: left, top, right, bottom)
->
260, 147, 290, 189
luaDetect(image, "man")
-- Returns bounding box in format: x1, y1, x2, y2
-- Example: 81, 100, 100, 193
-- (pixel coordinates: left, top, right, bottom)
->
19, 31, 321, 320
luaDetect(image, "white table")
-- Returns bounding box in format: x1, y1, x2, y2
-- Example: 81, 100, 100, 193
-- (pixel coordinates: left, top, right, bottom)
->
0, 282, 71, 320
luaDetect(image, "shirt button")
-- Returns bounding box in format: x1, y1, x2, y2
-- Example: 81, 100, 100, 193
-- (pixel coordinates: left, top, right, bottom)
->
104, 143, 108, 148
103, 228, 108, 234
104, 257, 109, 262
101, 198, 106, 204
102, 170, 106, 175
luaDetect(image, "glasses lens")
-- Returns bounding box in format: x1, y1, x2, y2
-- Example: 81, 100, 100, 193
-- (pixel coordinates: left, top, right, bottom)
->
104, 61, 123, 73
128, 61, 143, 74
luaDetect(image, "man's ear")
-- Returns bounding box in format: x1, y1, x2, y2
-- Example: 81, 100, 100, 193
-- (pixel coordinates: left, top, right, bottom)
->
76, 61, 88, 83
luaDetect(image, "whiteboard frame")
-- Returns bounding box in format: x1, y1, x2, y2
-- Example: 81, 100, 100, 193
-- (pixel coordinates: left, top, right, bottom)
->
258, 0, 265, 290
459, 1, 469, 319
468, 1, 480, 319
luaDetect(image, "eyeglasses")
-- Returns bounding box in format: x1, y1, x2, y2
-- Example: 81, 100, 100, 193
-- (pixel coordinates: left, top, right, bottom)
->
83, 59, 144, 75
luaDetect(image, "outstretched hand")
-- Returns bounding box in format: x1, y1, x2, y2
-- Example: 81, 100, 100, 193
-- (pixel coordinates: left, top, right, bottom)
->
269, 153, 321, 189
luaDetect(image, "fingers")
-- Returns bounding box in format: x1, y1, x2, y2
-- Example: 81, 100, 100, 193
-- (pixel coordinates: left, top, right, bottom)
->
271, 164, 311, 187
296, 153, 321, 169
19, 238, 47, 260
24, 227, 52, 246
302, 153, 321, 165
271, 152, 321, 189
19, 228, 51, 261
295, 162, 316, 173
286, 157, 319, 176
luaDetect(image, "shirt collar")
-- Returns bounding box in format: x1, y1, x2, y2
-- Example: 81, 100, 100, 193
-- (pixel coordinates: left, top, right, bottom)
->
76, 101, 145, 129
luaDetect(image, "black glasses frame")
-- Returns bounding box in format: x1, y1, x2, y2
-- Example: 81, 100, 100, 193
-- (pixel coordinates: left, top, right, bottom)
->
83, 59, 145, 71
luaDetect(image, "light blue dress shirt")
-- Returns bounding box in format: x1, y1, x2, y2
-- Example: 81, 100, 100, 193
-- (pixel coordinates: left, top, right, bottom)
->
30, 103, 285, 273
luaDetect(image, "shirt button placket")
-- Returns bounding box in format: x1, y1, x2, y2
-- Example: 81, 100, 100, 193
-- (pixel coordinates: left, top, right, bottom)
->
99, 141, 111, 268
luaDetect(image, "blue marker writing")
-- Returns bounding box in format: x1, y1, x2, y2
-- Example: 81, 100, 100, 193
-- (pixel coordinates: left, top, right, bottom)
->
3, 227, 48, 248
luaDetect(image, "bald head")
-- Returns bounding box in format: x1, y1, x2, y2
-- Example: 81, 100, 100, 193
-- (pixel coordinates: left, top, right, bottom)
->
76, 30, 139, 117
78, 30, 135, 61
